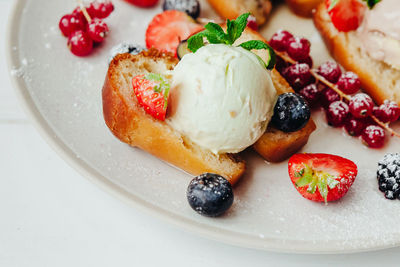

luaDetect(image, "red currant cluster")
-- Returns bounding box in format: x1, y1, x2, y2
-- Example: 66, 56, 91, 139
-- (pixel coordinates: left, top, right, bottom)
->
58, 0, 114, 56
269, 30, 400, 149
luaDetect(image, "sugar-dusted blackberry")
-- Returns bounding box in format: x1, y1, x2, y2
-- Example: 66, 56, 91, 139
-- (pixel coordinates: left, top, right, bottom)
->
108, 43, 145, 63
377, 153, 400, 200
162, 0, 200, 19
187, 173, 234, 217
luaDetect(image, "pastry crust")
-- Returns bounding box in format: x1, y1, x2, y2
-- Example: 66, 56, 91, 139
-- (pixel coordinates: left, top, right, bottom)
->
206, 0, 272, 25
285, 0, 322, 17
313, 3, 400, 106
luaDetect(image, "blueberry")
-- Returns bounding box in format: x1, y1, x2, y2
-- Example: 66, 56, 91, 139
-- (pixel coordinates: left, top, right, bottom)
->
187, 173, 234, 217
162, 0, 200, 19
271, 92, 311, 132
108, 43, 145, 63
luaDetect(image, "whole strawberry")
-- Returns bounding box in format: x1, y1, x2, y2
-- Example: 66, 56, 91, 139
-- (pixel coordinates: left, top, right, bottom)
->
288, 153, 358, 203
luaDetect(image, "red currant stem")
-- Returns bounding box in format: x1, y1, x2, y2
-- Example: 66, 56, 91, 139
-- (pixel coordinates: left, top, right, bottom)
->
275, 50, 400, 139
77, 0, 92, 23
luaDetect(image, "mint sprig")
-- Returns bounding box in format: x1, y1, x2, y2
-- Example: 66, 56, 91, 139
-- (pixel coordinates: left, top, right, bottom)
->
144, 73, 170, 109
187, 13, 276, 70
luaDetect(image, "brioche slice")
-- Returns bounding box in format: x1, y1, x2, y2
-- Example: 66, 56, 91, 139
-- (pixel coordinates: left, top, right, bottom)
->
313, 3, 400, 106
103, 49, 246, 185
285, 0, 322, 17
206, 0, 272, 25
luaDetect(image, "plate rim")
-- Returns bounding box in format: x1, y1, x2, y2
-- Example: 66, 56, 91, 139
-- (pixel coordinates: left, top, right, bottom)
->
5, 0, 399, 254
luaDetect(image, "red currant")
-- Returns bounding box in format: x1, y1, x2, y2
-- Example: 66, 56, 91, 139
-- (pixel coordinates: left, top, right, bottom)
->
72, 7, 87, 23
87, 18, 109, 43
59, 13, 86, 37
317, 61, 342, 83
320, 87, 340, 108
299, 83, 320, 106
349, 93, 374, 118
282, 63, 313, 91
373, 100, 400, 123
87, 0, 114, 19
299, 56, 313, 68
269, 30, 294, 52
246, 15, 258, 31
362, 125, 386, 148
345, 117, 366, 136
287, 37, 311, 61
326, 101, 350, 127
337, 71, 361, 94
67, 30, 93, 56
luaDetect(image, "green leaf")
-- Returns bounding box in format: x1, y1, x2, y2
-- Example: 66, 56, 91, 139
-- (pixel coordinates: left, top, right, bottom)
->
328, 0, 339, 11
239, 40, 276, 70
307, 179, 318, 194
317, 177, 328, 203
204, 23, 228, 43
187, 32, 206, 53
362, 0, 381, 9
227, 13, 250, 44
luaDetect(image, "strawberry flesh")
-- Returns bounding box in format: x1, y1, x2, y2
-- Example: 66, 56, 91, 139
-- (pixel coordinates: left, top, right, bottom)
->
326, 0, 366, 32
145, 10, 203, 56
288, 153, 357, 203
132, 74, 169, 121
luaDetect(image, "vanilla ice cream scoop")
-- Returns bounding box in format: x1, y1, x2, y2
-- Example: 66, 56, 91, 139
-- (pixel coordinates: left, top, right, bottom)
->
167, 44, 277, 154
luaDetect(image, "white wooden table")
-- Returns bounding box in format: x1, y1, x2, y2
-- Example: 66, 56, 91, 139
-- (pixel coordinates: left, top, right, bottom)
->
2, 0, 400, 265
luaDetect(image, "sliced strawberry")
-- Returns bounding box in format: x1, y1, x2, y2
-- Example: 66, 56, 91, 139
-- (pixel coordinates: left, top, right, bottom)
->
288, 153, 358, 203
145, 10, 203, 56
132, 73, 170, 121
325, 0, 366, 32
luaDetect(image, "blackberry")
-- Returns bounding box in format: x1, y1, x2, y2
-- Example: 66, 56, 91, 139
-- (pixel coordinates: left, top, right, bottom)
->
108, 43, 145, 63
187, 173, 234, 217
377, 153, 400, 200
162, 0, 200, 19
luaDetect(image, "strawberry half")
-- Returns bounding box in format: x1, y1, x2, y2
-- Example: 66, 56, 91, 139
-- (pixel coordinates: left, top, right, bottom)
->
288, 153, 358, 203
325, 0, 366, 32
132, 73, 170, 121
145, 10, 203, 56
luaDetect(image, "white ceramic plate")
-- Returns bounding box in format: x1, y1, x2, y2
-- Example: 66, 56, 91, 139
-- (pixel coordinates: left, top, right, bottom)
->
7, 0, 400, 253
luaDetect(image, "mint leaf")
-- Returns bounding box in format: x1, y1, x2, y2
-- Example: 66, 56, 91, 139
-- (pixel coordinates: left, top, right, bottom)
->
295, 165, 314, 187
227, 13, 250, 44
188, 32, 206, 52
239, 40, 276, 70
317, 178, 329, 203
328, 0, 339, 12
362, 0, 381, 9
204, 23, 228, 44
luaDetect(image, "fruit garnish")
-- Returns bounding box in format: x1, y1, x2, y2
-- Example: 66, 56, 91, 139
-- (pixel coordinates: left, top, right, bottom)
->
187, 173, 234, 217
162, 0, 200, 19
145, 10, 203, 56
362, 0, 381, 9
270, 29, 400, 148
176, 39, 190, 60
125, 0, 159, 7
59, 1, 113, 56
187, 13, 276, 70
288, 153, 357, 203
271, 93, 311, 132
378, 153, 400, 200
326, 0, 366, 32
246, 15, 258, 31
108, 43, 145, 63
132, 73, 171, 121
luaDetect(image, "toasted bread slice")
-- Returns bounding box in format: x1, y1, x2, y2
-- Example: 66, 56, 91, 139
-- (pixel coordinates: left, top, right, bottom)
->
285, 0, 321, 17
313, 3, 400, 106
103, 49, 246, 185
206, 0, 272, 25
